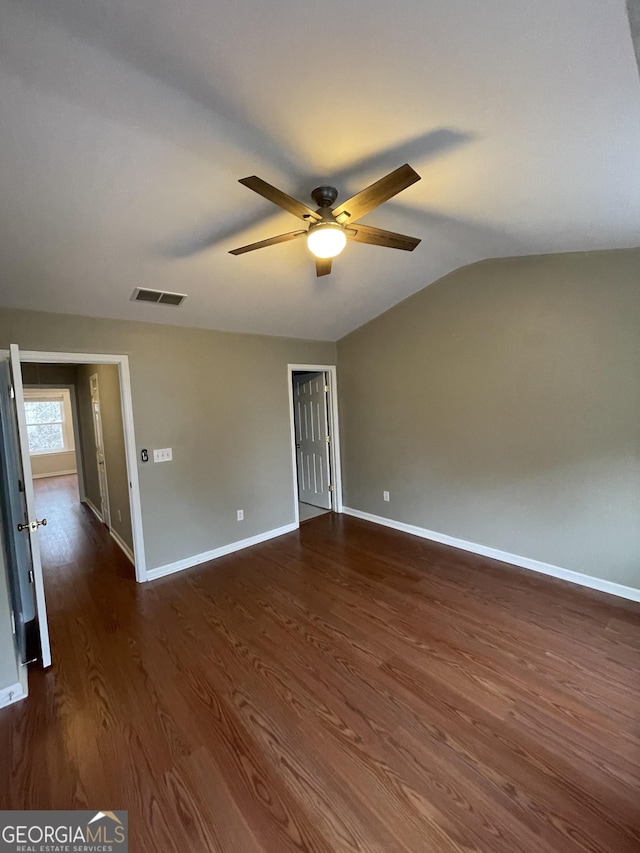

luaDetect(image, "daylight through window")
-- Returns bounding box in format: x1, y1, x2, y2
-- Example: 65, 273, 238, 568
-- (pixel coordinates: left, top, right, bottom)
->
23, 389, 74, 455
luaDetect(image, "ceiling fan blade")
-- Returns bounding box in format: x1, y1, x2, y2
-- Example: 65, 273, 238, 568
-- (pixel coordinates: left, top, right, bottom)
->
332, 164, 421, 224
229, 230, 306, 255
239, 177, 321, 222
348, 224, 421, 251
315, 258, 332, 277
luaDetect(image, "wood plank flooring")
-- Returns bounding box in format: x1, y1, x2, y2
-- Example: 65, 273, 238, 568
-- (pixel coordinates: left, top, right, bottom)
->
0, 474, 639, 851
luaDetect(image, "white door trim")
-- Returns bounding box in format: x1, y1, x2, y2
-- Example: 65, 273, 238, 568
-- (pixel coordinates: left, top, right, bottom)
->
287, 364, 343, 526
9, 350, 147, 582
89, 372, 111, 529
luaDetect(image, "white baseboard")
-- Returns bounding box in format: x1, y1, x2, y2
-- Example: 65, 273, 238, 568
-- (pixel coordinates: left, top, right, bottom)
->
84, 498, 103, 524
147, 522, 298, 582
1, 645, 29, 708
86, 499, 135, 568
109, 527, 135, 564
0, 678, 27, 708
342, 507, 640, 603
32, 468, 78, 480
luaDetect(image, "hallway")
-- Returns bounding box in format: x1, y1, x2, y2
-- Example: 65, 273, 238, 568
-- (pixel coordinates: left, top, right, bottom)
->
34, 473, 134, 607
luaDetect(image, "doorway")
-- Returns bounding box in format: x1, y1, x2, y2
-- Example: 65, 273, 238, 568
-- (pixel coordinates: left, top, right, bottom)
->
15, 350, 145, 579
0, 346, 146, 674
288, 364, 342, 525
22, 363, 134, 565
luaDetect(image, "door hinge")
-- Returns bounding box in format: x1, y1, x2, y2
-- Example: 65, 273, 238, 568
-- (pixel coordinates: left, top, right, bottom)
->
9, 385, 15, 400
28, 569, 34, 584
325, 435, 331, 443
328, 485, 334, 492
324, 384, 329, 392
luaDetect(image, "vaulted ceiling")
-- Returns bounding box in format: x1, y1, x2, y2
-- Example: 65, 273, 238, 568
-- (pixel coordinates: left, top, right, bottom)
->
1, 1, 639, 340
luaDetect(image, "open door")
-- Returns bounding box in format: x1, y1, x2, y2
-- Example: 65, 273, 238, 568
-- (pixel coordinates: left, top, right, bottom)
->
294, 372, 332, 510
1, 345, 52, 668
0, 363, 34, 667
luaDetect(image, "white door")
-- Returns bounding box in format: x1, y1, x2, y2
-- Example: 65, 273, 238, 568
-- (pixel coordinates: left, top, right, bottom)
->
294, 372, 332, 509
6, 345, 52, 667
0, 362, 36, 666
89, 374, 110, 528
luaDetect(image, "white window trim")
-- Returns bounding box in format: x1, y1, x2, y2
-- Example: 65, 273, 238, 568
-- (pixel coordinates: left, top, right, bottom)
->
23, 387, 75, 456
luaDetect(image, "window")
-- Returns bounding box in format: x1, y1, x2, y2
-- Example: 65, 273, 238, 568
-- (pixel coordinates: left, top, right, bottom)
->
23, 389, 75, 455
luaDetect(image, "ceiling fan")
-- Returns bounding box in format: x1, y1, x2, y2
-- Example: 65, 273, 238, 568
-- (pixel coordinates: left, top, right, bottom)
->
229, 164, 422, 277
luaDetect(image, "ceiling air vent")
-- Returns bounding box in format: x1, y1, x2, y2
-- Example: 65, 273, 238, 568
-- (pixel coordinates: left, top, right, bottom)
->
131, 287, 187, 307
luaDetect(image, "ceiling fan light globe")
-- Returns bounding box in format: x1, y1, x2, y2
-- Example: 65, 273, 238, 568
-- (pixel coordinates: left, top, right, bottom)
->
307, 224, 347, 259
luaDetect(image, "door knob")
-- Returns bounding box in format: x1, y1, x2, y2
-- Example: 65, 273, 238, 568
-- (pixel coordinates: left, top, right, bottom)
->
17, 518, 47, 532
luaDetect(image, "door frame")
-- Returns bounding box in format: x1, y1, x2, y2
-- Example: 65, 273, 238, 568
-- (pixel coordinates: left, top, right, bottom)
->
4, 350, 147, 582
89, 372, 111, 528
287, 364, 343, 526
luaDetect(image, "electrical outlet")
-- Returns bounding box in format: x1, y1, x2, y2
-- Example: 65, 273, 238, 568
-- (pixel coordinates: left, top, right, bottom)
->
237, 509, 244, 521
153, 448, 173, 463
383, 490, 390, 502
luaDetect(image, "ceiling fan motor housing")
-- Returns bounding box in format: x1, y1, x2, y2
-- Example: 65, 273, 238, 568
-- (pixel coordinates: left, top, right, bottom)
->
310, 186, 339, 209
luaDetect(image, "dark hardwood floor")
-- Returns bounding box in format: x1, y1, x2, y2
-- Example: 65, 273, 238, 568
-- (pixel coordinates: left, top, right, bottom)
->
1, 474, 639, 851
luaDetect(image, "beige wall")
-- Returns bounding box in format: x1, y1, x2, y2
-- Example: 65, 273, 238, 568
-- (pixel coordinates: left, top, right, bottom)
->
337, 249, 640, 589
77, 363, 133, 551
21, 363, 78, 387
0, 309, 335, 571
30, 451, 77, 479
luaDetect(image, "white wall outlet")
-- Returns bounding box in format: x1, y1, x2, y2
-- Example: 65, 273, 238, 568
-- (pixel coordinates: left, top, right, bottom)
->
383, 490, 390, 502
153, 448, 173, 463
237, 509, 244, 521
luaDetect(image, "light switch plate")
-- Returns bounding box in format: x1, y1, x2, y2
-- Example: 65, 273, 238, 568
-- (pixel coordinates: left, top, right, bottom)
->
153, 448, 173, 463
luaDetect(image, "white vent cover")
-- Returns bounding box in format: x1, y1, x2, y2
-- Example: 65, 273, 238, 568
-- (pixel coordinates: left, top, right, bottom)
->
131, 287, 187, 307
